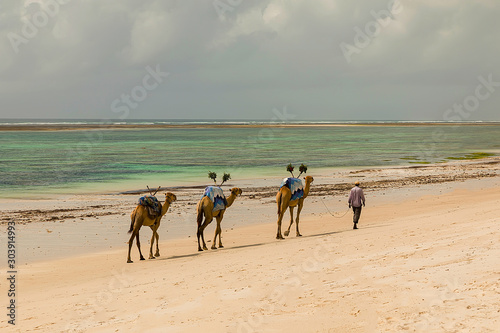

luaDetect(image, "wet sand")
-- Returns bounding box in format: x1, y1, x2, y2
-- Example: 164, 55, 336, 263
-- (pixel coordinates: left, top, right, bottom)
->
1, 157, 498, 227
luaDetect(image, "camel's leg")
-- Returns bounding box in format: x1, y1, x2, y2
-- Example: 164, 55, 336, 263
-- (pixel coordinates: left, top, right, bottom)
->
198, 216, 212, 251
295, 202, 304, 237
276, 212, 285, 240
197, 226, 203, 252
127, 229, 137, 263
148, 226, 156, 259
201, 218, 211, 251
136, 232, 145, 260
200, 226, 208, 251
276, 192, 285, 240
153, 220, 161, 257
148, 222, 161, 258
284, 206, 295, 237
197, 223, 207, 251
128, 214, 145, 263
212, 214, 224, 249
154, 229, 160, 257
217, 214, 224, 248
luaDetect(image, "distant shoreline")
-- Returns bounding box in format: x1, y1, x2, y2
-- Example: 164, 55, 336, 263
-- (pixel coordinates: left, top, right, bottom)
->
1, 122, 499, 131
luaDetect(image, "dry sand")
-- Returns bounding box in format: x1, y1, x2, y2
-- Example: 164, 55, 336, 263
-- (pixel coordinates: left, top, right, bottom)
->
1, 159, 499, 332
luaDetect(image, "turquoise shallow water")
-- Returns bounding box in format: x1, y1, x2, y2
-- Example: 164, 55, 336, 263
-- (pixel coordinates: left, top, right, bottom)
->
0, 124, 499, 198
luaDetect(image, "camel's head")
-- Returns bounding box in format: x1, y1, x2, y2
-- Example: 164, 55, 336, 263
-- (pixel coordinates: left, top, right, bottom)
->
230, 187, 243, 196
304, 175, 314, 184
165, 192, 177, 204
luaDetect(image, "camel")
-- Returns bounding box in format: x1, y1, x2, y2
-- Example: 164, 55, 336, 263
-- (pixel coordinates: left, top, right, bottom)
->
196, 187, 242, 251
127, 192, 177, 263
276, 175, 314, 239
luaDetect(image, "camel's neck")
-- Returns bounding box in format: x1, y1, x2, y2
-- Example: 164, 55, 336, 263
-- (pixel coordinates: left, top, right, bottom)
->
161, 200, 171, 216
303, 181, 312, 198
225, 193, 237, 208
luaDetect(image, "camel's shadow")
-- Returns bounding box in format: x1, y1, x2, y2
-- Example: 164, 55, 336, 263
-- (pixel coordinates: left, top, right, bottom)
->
152, 223, 387, 262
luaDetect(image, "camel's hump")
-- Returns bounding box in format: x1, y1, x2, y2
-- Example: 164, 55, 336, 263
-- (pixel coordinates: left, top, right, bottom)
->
280, 178, 304, 200
203, 186, 227, 212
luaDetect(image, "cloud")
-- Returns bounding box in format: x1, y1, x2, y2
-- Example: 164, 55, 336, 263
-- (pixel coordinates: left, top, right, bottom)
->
0, 0, 499, 120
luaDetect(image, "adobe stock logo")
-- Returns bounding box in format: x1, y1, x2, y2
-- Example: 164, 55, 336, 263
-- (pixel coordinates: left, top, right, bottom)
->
7, 0, 71, 54
213, 0, 243, 21
111, 65, 170, 119
443, 74, 499, 121
340, 0, 403, 64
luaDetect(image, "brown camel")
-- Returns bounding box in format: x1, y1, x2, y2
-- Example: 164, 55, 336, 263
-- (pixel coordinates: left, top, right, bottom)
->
276, 175, 314, 239
196, 187, 242, 251
127, 192, 177, 263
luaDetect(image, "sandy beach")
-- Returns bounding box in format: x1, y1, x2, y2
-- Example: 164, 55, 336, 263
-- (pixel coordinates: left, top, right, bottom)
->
1, 158, 499, 332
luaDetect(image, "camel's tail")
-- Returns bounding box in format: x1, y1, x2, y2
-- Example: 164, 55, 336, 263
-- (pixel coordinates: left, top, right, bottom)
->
197, 203, 204, 226
277, 192, 282, 216
128, 209, 136, 234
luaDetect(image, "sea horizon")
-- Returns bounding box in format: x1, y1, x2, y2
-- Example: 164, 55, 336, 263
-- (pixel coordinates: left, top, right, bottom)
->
1, 118, 500, 127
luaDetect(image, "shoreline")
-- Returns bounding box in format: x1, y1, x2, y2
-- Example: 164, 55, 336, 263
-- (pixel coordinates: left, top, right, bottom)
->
1, 157, 498, 266
1, 156, 498, 200
1, 121, 500, 131
2, 175, 499, 332
2, 157, 498, 225
3, 176, 499, 269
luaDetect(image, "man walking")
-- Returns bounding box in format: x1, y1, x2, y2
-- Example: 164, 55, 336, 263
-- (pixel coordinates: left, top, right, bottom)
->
348, 181, 365, 229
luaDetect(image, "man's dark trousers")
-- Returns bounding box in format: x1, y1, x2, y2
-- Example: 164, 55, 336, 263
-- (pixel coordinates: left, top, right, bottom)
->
352, 206, 362, 224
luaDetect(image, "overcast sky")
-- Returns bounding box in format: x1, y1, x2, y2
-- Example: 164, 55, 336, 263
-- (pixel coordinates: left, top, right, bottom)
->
1, 0, 499, 121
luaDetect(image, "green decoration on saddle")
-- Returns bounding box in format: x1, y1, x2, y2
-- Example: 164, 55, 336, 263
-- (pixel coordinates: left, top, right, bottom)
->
208, 171, 217, 184
207, 171, 231, 187
298, 164, 308, 177
286, 163, 295, 177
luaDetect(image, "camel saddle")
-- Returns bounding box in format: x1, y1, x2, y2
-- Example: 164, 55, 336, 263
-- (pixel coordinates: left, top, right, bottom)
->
203, 186, 227, 212
280, 177, 304, 200
138, 195, 163, 219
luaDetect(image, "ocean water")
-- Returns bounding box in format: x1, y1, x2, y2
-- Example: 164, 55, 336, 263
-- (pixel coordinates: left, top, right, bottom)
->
0, 121, 499, 198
